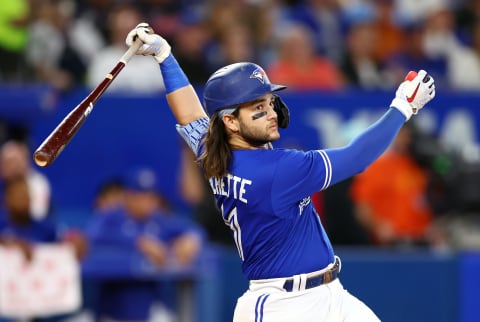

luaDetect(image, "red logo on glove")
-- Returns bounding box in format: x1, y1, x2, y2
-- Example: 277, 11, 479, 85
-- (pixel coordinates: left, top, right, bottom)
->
406, 83, 420, 103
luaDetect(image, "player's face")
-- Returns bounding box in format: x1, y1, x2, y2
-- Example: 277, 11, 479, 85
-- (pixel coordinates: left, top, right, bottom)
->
236, 93, 280, 146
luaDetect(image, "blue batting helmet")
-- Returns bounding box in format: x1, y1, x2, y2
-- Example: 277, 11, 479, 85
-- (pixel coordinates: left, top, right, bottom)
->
203, 62, 287, 116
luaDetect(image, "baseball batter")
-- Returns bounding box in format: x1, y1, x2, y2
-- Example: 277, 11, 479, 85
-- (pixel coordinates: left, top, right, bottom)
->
126, 23, 436, 322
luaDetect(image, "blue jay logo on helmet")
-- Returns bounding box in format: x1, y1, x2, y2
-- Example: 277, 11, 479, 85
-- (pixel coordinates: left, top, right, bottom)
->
203, 62, 287, 117
250, 68, 267, 84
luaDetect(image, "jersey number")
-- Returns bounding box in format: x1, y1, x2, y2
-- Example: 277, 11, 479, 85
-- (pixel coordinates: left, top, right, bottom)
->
223, 206, 244, 261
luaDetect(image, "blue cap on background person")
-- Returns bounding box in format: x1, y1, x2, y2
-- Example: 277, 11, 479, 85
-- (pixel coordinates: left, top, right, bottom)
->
123, 167, 159, 193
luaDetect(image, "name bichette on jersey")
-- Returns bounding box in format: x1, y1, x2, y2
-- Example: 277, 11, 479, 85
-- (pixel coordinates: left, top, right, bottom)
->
209, 174, 252, 204
209, 174, 312, 216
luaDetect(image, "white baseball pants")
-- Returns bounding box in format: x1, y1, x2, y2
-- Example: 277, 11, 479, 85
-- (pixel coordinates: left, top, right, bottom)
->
233, 274, 380, 322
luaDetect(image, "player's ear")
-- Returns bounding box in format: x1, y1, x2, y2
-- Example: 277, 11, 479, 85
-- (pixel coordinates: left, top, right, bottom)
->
222, 114, 239, 133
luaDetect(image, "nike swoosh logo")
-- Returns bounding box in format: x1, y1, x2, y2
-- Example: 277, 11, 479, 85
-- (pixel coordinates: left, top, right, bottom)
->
406, 83, 420, 103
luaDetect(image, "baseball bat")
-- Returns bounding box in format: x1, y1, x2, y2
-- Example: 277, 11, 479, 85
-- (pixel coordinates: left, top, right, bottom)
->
33, 39, 143, 167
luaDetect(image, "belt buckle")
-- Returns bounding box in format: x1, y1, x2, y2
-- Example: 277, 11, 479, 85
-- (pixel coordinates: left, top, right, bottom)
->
323, 270, 333, 283
323, 258, 339, 284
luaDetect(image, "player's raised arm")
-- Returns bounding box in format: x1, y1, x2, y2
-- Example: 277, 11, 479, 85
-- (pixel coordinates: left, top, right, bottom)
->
325, 70, 436, 185
125, 23, 207, 125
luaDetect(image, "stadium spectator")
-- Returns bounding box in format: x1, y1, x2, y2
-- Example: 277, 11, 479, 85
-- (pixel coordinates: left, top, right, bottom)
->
85, 166, 205, 322
73, 0, 112, 45
454, 0, 480, 45
266, 22, 344, 91
370, 0, 405, 65
383, 20, 448, 90
86, 3, 165, 93
0, 0, 30, 82
422, 2, 480, 90
170, 10, 212, 87
205, 20, 257, 74
0, 140, 51, 221
339, 8, 390, 89
0, 175, 86, 260
289, 0, 346, 64
0, 176, 56, 257
340, 17, 389, 89
242, 1, 284, 67
92, 177, 125, 215
26, 0, 89, 91
204, 0, 247, 42
349, 124, 434, 246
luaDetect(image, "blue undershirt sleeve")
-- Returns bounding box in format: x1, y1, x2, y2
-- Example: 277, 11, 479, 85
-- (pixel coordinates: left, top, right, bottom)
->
325, 107, 406, 185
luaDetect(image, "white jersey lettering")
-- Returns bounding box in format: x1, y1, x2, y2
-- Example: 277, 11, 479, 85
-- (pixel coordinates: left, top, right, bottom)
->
209, 174, 252, 204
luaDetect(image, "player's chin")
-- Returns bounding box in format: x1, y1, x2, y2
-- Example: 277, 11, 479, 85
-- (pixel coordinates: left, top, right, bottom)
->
268, 131, 280, 142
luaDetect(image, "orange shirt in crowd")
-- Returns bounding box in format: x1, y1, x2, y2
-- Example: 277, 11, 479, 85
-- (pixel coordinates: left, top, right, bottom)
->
349, 151, 433, 242
266, 57, 344, 91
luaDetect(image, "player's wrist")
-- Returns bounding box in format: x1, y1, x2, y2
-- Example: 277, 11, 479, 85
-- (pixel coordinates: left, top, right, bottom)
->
390, 97, 413, 121
160, 54, 190, 94
152, 41, 171, 63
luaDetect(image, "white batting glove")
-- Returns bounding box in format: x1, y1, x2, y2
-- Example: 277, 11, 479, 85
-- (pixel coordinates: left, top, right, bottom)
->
390, 70, 436, 121
125, 22, 171, 63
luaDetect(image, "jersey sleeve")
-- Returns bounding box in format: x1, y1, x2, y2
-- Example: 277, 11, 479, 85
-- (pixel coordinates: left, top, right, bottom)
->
270, 108, 406, 205
271, 149, 332, 204
175, 117, 210, 157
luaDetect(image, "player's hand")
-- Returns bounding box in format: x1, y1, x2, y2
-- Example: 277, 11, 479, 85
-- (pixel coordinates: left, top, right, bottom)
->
172, 233, 202, 266
125, 22, 171, 63
136, 235, 168, 267
390, 70, 435, 121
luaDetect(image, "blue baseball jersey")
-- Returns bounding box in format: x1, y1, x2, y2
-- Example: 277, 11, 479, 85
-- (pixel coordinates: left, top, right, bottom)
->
213, 148, 335, 279
86, 209, 203, 249
177, 118, 335, 279
0, 215, 58, 243
85, 209, 204, 321
177, 109, 405, 280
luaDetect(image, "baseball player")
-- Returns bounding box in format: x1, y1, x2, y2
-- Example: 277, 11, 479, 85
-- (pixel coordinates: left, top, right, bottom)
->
126, 23, 435, 322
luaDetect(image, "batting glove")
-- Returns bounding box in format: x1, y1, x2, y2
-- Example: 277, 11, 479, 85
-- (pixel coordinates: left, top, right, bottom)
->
125, 22, 171, 64
390, 70, 436, 121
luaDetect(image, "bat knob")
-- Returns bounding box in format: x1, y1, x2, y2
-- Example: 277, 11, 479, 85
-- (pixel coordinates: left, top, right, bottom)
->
33, 150, 50, 167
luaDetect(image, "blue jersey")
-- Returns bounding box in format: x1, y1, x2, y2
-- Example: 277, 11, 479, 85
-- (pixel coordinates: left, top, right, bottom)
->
211, 149, 335, 279
0, 215, 58, 243
86, 209, 203, 249
177, 109, 405, 280
84, 209, 204, 321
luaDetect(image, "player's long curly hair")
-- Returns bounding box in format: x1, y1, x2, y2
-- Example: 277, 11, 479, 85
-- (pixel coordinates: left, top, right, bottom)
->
198, 111, 237, 179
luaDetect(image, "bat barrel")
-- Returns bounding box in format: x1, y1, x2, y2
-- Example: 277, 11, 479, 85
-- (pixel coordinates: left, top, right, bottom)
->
33, 97, 93, 167
32, 39, 143, 167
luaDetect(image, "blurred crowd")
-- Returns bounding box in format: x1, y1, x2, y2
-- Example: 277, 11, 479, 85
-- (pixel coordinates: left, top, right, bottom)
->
3, 0, 480, 92
1, 0, 480, 320
0, 140, 206, 322
0, 0, 478, 266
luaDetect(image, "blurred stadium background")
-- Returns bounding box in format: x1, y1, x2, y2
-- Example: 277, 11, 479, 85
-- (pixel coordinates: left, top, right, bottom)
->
1, 0, 480, 322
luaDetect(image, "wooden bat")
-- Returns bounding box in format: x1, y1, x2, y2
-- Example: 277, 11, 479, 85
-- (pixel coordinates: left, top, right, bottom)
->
33, 39, 143, 167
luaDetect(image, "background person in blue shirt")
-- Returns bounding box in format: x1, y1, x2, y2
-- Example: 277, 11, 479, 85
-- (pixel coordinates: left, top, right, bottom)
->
125, 23, 435, 322
85, 166, 205, 322
0, 175, 57, 260
0, 175, 85, 260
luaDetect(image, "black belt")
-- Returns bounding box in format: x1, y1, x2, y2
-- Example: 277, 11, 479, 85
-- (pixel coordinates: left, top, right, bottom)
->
282, 257, 340, 292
